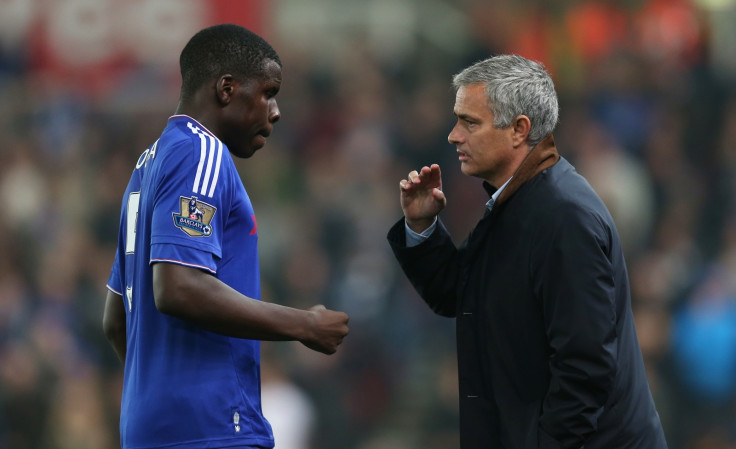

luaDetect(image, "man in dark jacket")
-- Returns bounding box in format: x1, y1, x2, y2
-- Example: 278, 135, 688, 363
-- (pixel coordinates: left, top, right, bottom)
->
387, 55, 668, 449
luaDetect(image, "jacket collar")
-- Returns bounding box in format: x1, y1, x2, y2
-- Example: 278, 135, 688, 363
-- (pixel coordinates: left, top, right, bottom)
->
482, 134, 560, 208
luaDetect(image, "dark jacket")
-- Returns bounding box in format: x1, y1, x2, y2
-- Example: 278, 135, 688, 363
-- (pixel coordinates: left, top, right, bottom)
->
388, 137, 667, 449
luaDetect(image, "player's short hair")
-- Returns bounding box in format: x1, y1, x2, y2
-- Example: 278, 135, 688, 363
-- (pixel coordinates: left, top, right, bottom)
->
452, 55, 559, 148
179, 24, 281, 100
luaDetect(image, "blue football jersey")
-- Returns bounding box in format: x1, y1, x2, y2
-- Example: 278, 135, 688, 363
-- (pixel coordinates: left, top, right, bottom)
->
107, 115, 274, 449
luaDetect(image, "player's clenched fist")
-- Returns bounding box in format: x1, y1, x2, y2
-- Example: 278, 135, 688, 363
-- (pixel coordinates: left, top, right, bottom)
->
300, 305, 349, 354
399, 164, 447, 233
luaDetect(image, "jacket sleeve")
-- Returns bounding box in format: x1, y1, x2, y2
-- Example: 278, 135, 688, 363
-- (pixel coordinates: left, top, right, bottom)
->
387, 217, 460, 317
532, 203, 618, 449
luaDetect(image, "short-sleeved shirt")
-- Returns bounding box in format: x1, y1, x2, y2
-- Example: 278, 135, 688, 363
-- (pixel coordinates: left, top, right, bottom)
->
107, 115, 274, 449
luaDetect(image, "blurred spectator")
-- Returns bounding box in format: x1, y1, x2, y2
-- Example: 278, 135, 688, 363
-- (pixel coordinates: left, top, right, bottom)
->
669, 218, 736, 447
261, 351, 318, 449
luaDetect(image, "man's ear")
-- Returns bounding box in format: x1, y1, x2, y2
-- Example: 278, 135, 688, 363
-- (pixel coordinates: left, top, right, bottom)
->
511, 115, 531, 147
215, 75, 235, 105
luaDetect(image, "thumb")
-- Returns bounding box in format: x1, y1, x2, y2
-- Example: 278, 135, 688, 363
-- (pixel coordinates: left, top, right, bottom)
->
433, 188, 446, 202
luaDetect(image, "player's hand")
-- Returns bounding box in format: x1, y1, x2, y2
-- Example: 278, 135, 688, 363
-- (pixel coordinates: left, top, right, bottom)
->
301, 305, 349, 354
399, 164, 447, 233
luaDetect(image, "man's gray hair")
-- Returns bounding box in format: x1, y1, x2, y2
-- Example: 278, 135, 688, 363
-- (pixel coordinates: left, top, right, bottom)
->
452, 55, 559, 148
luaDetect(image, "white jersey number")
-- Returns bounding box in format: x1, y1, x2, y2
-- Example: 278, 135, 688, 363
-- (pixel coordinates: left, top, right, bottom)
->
125, 192, 141, 254
124, 192, 141, 312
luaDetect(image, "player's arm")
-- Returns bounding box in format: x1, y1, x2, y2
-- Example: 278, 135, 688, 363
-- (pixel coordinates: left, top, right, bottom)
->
152, 262, 349, 354
103, 290, 127, 364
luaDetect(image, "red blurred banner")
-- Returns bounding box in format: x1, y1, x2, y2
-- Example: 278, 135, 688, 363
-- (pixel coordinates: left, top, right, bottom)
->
13, 0, 267, 94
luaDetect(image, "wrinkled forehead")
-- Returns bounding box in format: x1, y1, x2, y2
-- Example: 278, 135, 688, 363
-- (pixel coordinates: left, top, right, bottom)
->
454, 84, 490, 113
242, 58, 281, 84
261, 59, 282, 80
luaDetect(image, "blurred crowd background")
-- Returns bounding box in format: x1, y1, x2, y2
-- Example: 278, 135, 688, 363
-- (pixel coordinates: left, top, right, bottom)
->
1, 0, 736, 448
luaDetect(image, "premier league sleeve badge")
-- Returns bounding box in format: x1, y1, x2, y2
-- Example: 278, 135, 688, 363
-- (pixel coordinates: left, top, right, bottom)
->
172, 196, 217, 237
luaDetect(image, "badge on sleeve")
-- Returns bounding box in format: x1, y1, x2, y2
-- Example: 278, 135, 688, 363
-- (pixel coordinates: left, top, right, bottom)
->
172, 196, 217, 237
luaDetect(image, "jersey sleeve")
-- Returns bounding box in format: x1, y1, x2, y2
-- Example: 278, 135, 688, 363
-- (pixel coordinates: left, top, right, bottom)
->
107, 247, 124, 295
106, 181, 131, 295
150, 134, 230, 274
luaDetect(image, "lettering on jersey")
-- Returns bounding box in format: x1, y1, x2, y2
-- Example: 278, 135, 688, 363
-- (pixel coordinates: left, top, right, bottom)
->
135, 140, 159, 169
172, 196, 216, 237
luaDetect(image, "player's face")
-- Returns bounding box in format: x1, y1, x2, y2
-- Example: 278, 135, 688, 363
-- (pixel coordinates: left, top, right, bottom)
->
222, 59, 282, 158
448, 83, 520, 187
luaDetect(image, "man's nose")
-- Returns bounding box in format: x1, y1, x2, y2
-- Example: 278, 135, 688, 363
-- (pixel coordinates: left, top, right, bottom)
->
448, 124, 462, 144
269, 101, 281, 123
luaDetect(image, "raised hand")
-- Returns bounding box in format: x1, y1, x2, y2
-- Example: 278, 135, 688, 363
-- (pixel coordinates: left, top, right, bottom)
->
300, 305, 350, 354
399, 164, 447, 233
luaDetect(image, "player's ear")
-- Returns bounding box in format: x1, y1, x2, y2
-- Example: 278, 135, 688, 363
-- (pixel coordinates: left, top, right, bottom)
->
215, 75, 234, 105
